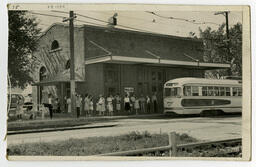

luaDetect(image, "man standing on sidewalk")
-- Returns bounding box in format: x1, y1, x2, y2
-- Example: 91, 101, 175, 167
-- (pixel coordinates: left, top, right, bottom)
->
48, 94, 53, 119
152, 92, 158, 113
76, 93, 82, 118
42, 91, 53, 119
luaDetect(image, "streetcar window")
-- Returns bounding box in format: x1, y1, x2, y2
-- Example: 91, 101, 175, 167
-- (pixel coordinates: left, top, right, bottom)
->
208, 86, 214, 96
238, 87, 242, 96
184, 86, 192, 96
225, 87, 231, 96
214, 87, 220, 96
165, 88, 180, 97
220, 87, 225, 96
202, 86, 208, 96
164, 88, 171, 96
232, 87, 239, 96
192, 86, 199, 96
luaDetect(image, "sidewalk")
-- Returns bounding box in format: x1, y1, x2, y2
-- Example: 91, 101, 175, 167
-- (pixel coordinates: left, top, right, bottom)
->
8, 113, 164, 132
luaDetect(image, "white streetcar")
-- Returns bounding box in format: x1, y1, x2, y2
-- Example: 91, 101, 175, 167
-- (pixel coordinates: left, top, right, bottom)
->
163, 77, 242, 115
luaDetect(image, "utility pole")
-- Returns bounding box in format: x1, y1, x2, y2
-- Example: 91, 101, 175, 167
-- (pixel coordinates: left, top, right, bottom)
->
214, 11, 230, 39
63, 11, 76, 116
215, 11, 232, 75
225, 11, 229, 39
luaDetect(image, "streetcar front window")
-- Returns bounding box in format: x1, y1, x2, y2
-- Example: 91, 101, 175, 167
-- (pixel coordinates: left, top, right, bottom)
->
164, 87, 181, 97
183, 86, 192, 96
192, 86, 199, 96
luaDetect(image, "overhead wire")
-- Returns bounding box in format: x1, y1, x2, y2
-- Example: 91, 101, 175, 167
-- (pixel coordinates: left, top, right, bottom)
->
145, 11, 221, 26
51, 10, 159, 34
70, 10, 222, 35
28, 11, 65, 19
30, 11, 230, 41
75, 19, 107, 27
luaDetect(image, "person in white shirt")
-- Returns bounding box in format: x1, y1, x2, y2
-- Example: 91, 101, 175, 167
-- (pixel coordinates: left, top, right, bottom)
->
84, 94, 90, 116
124, 94, 131, 114
89, 95, 94, 116
152, 92, 158, 113
130, 94, 136, 114
107, 94, 114, 116
67, 97, 71, 113
115, 94, 121, 115
146, 95, 151, 113
48, 94, 53, 119
98, 94, 106, 116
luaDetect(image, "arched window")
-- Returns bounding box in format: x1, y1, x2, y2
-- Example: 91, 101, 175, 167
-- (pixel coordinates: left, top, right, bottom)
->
65, 59, 70, 69
51, 40, 59, 50
39, 66, 47, 81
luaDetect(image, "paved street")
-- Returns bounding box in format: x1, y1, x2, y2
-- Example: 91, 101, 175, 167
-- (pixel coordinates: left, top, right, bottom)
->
7, 116, 241, 145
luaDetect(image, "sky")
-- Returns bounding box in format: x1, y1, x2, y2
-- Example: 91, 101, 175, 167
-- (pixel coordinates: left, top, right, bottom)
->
30, 10, 242, 37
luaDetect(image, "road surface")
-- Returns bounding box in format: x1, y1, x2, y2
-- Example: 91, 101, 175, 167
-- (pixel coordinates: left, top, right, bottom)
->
7, 116, 241, 145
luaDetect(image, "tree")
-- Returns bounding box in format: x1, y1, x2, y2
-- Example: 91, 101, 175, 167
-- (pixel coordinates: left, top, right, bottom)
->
197, 23, 242, 78
8, 11, 41, 88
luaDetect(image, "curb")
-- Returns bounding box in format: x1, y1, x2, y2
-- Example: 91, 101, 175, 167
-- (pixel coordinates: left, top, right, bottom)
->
8, 124, 118, 135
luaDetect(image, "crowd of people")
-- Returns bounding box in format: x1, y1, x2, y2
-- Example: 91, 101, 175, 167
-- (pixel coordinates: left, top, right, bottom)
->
63, 92, 159, 118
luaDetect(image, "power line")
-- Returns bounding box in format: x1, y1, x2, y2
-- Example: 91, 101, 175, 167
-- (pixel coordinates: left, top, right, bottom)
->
51, 10, 109, 24
30, 11, 230, 41
73, 11, 211, 36
28, 11, 65, 19
75, 12, 156, 33
80, 11, 186, 29
51, 10, 159, 34
75, 19, 107, 27
145, 11, 221, 26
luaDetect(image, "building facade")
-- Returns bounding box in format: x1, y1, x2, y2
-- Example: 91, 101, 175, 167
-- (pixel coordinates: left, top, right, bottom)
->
32, 23, 229, 113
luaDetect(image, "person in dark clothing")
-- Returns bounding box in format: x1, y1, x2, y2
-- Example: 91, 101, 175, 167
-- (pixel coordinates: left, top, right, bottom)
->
76, 94, 82, 118
46, 94, 53, 119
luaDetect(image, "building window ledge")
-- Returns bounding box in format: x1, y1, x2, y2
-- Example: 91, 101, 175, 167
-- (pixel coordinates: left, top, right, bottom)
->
49, 47, 62, 53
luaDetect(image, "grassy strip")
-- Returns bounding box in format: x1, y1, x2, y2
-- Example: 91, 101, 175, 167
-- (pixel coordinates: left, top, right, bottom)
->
7, 131, 197, 156
7, 131, 241, 157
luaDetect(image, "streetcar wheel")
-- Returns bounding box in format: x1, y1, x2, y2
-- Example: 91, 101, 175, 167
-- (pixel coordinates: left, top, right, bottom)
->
200, 110, 210, 117
164, 112, 178, 117
200, 110, 224, 117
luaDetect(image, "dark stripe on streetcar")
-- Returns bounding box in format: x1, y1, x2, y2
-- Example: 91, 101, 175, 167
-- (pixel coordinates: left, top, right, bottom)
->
181, 99, 231, 107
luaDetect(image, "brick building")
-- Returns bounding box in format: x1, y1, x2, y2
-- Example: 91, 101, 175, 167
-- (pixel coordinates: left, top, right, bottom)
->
32, 23, 229, 113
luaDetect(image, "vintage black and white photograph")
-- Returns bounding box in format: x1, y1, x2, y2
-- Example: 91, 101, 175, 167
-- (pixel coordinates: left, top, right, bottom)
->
6, 4, 251, 160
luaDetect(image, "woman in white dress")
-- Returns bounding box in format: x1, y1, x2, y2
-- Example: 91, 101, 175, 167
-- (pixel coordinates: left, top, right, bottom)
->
84, 94, 90, 117
67, 97, 71, 113
88, 95, 93, 117
115, 94, 121, 115
98, 95, 106, 116
107, 95, 114, 116
134, 96, 140, 115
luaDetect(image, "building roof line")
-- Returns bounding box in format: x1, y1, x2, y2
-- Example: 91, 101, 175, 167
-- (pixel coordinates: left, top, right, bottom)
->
37, 23, 85, 40
37, 23, 202, 43
84, 55, 230, 69
83, 24, 203, 42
